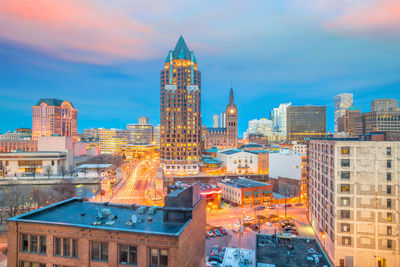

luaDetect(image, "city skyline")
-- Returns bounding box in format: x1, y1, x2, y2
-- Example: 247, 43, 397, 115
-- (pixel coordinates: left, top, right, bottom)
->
1, 1, 399, 136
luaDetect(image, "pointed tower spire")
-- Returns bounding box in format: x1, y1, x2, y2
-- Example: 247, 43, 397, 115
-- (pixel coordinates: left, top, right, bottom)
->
229, 87, 235, 106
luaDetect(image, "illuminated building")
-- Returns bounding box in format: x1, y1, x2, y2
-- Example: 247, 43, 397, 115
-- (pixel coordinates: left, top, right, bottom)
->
99, 129, 128, 154
7, 183, 206, 267
354, 110, 400, 141
217, 177, 272, 207
0, 140, 37, 153
83, 128, 105, 140
334, 93, 353, 132
126, 117, 154, 144
308, 138, 400, 267
121, 143, 157, 160
271, 102, 291, 140
371, 99, 399, 112
160, 36, 202, 175
203, 88, 238, 150
216, 149, 258, 174
286, 105, 326, 143
32, 98, 78, 141
200, 184, 221, 209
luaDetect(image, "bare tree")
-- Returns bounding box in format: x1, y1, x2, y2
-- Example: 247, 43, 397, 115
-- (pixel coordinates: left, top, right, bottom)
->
60, 165, 67, 178
50, 179, 76, 202
44, 165, 52, 179
0, 186, 30, 218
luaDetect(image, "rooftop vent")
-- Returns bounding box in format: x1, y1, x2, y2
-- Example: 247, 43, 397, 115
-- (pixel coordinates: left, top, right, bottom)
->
147, 217, 153, 223
92, 220, 102, 226
148, 206, 157, 215
80, 212, 85, 216
125, 214, 137, 226
137, 207, 147, 214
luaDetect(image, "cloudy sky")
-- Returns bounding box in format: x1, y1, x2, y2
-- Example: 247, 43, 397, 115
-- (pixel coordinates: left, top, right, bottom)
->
1, 0, 399, 136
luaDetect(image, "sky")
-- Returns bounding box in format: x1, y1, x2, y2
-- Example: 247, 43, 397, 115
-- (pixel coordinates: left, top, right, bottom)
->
0, 0, 399, 137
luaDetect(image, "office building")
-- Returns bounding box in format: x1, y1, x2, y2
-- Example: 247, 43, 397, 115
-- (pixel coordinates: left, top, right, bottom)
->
308, 138, 400, 267
126, 117, 154, 144
82, 128, 104, 140
217, 177, 272, 207
337, 106, 361, 137
334, 93, 353, 132
0, 140, 37, 153
271, 102, 291, 139
286, 106, 326, 143
99, 129, 128, 154
203, 88, 238, 150
32, 98, 78, 141
160, 36, 202, 175
371, 99, 399, 112
7, 183, 206, 267
355, 110, 400, 140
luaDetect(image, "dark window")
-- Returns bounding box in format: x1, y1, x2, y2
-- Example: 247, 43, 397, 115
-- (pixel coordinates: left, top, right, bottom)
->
30, 235, 38, 253
387, 160, 391, 168
39, 236, 46, 254
387, 226, 392, 236
341, 159, 350, 167
387, 239, 392, 249
387, 199, 392, 208
91, 241, 108, 262
63, 238, 70, 257
387, 172, 392, 181
54, 238, 61, 256
386, 147, 391, 156
387, 185, 392, 195
341, 171, 350, 179
341, 223, 350, 232
119, 245, 137, 265
72, 239, 78, 258
342, 236, 351, 246
340, 259, 345, 267
149, 248, 168, 267
21, 234, 28, 252
341, 210, 350, 219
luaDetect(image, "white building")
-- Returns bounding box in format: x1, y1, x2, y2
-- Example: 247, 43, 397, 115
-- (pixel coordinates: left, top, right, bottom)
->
334, 93, 353, 132
75, 164, 112, 178
293, 143, 307, 155
308, 138, 400, 267
271, 102, 291, 138
216, 149, 258, 174
221, 247, 255, 267
269, 150, 301, 180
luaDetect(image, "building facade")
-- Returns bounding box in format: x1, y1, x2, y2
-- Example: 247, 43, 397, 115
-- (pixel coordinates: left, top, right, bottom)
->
7, 183, 206, 267
0, 140, 37, 153
217, 177, 272, 207
160, 36, 202, 175
203, 89, 238, 150
286, 106, 326, 143
32, 98, 78, 141
216, 149, 258, 174
337, 107, 361, 137
126, 117, 154, 144
99, 129, 128, 154
271, 102, 291, 139
354, 111, 400, 140
334, 93, 353, 132
371, 99, 399, 112
308, 138, 400, 267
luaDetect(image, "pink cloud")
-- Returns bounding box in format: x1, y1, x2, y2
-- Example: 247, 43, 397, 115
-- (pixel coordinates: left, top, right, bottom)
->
0, 0, 157, 63
328, 0, 400, 37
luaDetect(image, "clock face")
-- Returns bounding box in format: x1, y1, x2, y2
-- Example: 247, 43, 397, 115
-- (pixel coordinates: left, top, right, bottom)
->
230, 109, 234, 114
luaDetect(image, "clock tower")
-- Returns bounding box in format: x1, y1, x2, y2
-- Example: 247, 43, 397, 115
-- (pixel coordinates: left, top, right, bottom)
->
225, 88, 238, 148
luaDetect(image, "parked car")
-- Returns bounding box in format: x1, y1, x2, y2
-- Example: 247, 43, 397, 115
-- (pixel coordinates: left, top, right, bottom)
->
244, 216, 254, 222
266, 222, 273, 227
213, 229, 223, 236
268, 204, 276, 209
294, 202, 303, 206
283, 203, 293, 208
220, 228, 228, 235
249, 224, 259, 231
208, 255, 223, 263
211, 245, 220, 254
206, 231, 214, 238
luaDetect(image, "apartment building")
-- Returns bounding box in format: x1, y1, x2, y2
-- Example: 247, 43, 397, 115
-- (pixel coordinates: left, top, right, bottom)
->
7, 183, 206, 267
308, 138, 400, 267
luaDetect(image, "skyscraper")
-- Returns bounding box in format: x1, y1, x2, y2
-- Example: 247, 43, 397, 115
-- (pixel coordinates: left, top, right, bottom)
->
160, 36, 201, 175
334, 93, 353, 132
286, 105, 326, 143
126, 117, 154, 144
32, 98, 78, 141
271, 102, 291, 139
371, 99, 399, 112
225, 88, 238, 148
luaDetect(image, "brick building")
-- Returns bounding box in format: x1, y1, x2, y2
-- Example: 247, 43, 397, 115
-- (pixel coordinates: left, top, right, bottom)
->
7, 183, 206, 267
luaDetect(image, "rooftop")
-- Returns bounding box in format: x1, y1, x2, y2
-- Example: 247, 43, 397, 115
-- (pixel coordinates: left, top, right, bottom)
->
8, 198, 189, 236
219, 177, 270, 189
203, 158, 223, 164
205, 146, 219, 153
240, 143, 263, 149
256, 235, 331, 267
165, 36, 197, 63
0, 151, 66, 158
76, 164, 112, 169
220, 149, 242, 155
207, 127, 226, 134
35, 98, 75, 108
221, 247, 255, 267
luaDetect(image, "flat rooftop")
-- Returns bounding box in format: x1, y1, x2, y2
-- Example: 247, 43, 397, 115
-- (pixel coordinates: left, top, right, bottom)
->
8, 198, 188, 237
222, 247, 255, 267
219, 177, 270, 189
256, 235, 331, 267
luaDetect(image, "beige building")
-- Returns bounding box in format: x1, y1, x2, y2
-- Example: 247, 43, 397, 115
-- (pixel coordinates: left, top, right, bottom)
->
308, 138, 400, 267
99, 129, 128, 154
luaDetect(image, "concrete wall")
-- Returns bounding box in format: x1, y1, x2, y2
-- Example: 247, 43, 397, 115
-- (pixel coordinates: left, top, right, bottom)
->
269, 152, 301, 180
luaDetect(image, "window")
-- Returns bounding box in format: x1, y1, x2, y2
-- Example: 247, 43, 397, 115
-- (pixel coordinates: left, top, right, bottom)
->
340, 259, 345, 267
341, 197, 350, 206
386, 147, 391, 156
387, 185, 392, 195
91, 241, 108, 262
39, 236, 46, 254
54, 238, 61, 256
342, 237, 351, 246
19, 262, 46, 267
387, 172, 392, 181
30, 235, 38, 253
63, 238, 70, 257
341, 159, 350, 167
341, 147, 350, 155
21, 234, 28, 252
341, 210, 350, 219
387, 226, 392, 236
119, 245, 137, 265
387, 240, 392, 249
387, 199, 392, 208
341, 223, 350, 232
341, 171, 350, 179
72, 239, 78, 258
149, 248, 168, 267
387, 160, 391, 168
387, 213, 392, 222
341, 184, 350, 193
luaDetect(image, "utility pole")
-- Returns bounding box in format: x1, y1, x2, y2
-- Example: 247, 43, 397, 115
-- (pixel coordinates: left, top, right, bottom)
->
238, 218, 242, 249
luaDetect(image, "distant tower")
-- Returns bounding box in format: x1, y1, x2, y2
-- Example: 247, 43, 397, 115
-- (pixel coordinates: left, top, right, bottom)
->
334, 93, 353, 132
225, 88, 238, 148
213, 114, 219, 128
